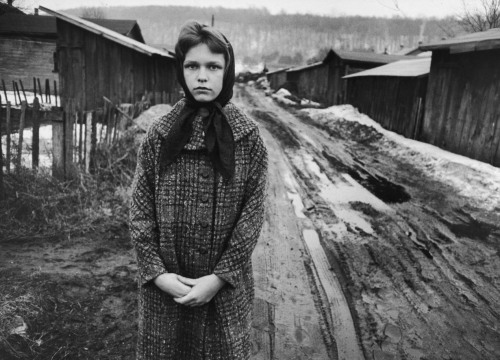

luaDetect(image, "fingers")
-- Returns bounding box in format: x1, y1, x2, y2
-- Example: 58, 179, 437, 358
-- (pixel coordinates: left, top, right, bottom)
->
177, 275, 197, 287
174, 293, 204, 307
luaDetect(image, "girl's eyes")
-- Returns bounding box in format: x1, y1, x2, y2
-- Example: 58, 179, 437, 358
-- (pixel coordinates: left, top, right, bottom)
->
184, 64, 222, 71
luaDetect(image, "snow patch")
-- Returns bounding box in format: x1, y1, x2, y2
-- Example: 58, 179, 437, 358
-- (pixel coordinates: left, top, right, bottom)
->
302, 105, 500, 211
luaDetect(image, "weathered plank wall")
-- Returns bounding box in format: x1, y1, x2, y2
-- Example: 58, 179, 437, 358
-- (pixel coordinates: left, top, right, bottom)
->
345, 76, 427, 139
287, 64, 330, 104
0, 38, 58, 90
57, 20, 180, 111
422, 49, 500, 167
267, 70, 288, 91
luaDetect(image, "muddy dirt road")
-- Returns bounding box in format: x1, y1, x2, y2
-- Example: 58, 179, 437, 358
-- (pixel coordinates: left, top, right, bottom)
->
236, 85, 500, 360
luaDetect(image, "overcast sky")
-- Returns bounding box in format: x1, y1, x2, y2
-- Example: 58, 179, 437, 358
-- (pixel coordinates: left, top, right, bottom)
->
22, 0, 483, 18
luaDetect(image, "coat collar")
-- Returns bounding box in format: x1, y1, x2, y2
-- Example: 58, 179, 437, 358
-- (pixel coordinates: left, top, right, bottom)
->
152, 98, 257, 148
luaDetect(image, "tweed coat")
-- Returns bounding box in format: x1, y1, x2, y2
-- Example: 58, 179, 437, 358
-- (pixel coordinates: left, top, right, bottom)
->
130, 98, 268, 360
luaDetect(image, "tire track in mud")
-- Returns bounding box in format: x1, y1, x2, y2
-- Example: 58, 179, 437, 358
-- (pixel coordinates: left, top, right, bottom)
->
236, 85, 500, 360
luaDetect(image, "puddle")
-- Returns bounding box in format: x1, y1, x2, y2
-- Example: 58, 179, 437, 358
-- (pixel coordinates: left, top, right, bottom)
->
322, 150, 411, 204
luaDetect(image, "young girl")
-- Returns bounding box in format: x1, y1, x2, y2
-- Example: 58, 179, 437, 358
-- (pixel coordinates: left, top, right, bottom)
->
130, 21, 268, 359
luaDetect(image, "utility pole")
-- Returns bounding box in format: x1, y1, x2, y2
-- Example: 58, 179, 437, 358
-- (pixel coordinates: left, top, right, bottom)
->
211, 14, 214, 27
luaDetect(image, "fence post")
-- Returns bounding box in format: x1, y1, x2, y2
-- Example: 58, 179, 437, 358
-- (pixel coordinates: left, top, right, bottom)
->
66, 99, 75, 178
32, 97, 40, 169
16, 101, 27, 172
52, 108, 65, 179
5, 101, 11, 174
85, 111, 96, 173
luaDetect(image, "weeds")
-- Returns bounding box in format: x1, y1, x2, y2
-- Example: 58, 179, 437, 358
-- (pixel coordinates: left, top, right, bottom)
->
0, 128, 139, 243
0, 128, 140, 358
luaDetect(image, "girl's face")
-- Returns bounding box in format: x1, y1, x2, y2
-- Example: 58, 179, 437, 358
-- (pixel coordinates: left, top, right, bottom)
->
183, 43, 225, 102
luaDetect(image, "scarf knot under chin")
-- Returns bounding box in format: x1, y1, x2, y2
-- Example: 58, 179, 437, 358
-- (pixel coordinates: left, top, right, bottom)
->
161, 99, 235, 180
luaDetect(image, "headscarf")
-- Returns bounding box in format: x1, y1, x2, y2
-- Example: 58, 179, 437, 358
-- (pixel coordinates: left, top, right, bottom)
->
162, 30, 236, 180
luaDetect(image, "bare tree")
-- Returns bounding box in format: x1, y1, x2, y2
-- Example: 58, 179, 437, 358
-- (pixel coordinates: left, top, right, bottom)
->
81, 7, 107, 19
458, 0, 500, 32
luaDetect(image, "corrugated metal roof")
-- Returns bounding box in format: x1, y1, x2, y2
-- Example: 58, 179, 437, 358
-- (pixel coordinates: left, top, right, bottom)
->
39, 6, 173, 58
420, 28, 500, 52
0, 13, 141, 38
343, 58, 431, 79
331, 49, 419, 64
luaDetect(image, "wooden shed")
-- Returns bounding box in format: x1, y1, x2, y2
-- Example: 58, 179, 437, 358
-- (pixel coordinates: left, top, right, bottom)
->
266, 67, 289, 91
420, 29, 500, 167
39, 6, 179, 111
0, 13, 146, 92
286, 49, 418, 106
344, 57, 430, 139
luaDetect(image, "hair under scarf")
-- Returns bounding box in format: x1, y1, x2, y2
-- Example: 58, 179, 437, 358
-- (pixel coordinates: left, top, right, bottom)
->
162, 22, 236, 180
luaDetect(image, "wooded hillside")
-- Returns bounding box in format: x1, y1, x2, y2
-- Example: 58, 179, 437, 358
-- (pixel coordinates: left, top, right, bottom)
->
65, 6, 460, 67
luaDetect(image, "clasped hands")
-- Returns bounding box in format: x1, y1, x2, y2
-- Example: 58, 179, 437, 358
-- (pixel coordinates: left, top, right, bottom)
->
154, 273, 226, 307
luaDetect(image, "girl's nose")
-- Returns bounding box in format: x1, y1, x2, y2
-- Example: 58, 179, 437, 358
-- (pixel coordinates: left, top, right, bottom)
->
197, 67, 208, 81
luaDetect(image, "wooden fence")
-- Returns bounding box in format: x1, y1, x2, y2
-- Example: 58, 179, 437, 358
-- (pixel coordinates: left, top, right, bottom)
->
0, 89, 167, 199
1, 77, 59, 107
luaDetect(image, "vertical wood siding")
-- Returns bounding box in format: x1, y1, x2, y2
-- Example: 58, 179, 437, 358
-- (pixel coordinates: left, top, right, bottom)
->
422, 49, 500, 167
57, 20, 179, 110
345, 76, 427, 139
267, 70, 287, 91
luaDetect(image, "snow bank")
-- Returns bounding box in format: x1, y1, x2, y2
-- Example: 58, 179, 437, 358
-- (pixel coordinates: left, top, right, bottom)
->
133, 104, 172, 133
271, 88, 320, 108
302, 105, 500, 211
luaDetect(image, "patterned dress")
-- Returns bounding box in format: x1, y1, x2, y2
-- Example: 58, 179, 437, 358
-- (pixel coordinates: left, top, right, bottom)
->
129, 99, 268, 359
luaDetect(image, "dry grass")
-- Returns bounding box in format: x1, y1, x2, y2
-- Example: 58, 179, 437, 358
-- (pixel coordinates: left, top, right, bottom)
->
0, 128, 140, 358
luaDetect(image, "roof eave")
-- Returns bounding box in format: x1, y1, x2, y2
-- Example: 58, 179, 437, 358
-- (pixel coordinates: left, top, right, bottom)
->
39, 6, 173, 59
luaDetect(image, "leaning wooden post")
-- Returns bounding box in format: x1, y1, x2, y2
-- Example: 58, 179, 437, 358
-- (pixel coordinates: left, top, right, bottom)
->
12, 81, 18, 106
1, 79, 7, 104
54, 80, 58, 107
5, 101, 11, 173
37, 78, 43, 102
16, 101, 27, 172
45, 79, 52, 104
19, 80, 28, 103
45, 79, 50, 104
33, 77, 37, 99
32, 97, 40, 169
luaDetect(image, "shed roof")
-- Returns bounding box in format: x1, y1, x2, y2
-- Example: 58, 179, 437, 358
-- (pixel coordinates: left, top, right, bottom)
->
39, 6, 173, 58
266, 67, 290, 75
0, 13, 143, 40
326, 49, 418, 64
420, 28, 500, 53
286, 61, 323, 73
343, 58, 431, 79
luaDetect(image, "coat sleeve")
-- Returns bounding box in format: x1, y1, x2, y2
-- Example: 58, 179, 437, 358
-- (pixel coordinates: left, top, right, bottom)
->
213, 129, 268, 288
129, 129, 167, 285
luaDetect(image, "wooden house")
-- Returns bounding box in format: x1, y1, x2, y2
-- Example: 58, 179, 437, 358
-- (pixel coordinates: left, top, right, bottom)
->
266, 67, 289, 91
420, 29, 500, 167
0, 12, 146, 93
344, 57, 430, 139
286, 49, 418, 106
39, 6, 179, 111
